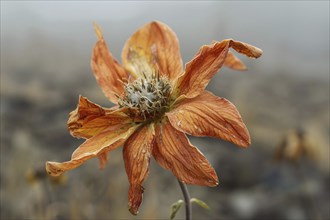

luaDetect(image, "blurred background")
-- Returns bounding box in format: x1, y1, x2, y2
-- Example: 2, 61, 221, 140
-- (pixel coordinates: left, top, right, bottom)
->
1, 1, 329, 220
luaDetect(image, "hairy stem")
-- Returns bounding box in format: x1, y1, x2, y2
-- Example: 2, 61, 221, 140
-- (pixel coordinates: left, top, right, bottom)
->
178, 180, 192, 220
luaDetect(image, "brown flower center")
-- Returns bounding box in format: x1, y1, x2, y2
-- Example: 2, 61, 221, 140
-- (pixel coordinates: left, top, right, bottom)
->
119, 72, 172, 121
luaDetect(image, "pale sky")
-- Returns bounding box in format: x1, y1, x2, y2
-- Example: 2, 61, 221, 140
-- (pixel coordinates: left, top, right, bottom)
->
1, 1, 329, 78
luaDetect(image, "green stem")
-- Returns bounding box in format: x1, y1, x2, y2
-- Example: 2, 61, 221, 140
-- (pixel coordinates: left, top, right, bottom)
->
178, 180, 192, 220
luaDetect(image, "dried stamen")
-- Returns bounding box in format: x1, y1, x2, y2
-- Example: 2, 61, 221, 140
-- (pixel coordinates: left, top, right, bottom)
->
119, 72, 172, 121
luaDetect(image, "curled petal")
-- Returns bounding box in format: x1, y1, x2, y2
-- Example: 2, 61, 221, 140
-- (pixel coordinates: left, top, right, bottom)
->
224, 51, 247, 71
167, 91, 250, 147
46, 124, 138, 176
175, 39, 262, 98
123, 124, 155, 215
68, 96, 132, 139
91, 23, 130, 104
153, 121, 218, 186
229, 40, 263, 58
98, 152, 109, 170
128, 184, 144, 216
121, 21, 183, 82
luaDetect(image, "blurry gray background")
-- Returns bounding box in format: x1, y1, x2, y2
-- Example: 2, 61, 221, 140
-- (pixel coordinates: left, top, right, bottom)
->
1, 1, 329, 220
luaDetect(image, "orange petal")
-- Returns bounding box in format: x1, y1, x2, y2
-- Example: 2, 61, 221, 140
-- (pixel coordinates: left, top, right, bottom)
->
91, 23, 130, 104
229, 39, 263, 58
121, 21, 183, 82
46, 124, 138, 176
123, 123, 155, 215
67, 95, 132, 139
167, 91, 250, 147
224, 51, 247, 71
98, 152, 109, 170
153, 121, 218, 186
175, 39, 262, 98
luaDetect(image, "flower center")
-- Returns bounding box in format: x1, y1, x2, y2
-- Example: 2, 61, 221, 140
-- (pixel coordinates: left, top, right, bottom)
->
119, 72, 172, 121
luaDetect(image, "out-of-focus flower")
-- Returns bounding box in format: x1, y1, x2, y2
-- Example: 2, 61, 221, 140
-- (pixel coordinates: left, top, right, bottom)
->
274, 128, 316, 162
46, 21, 262, 215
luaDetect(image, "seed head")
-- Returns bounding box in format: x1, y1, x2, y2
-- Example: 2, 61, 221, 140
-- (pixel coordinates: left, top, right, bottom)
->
119, 72, 172, 121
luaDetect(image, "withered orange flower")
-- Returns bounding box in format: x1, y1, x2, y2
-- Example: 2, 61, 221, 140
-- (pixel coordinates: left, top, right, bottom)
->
46, 21, 262, 215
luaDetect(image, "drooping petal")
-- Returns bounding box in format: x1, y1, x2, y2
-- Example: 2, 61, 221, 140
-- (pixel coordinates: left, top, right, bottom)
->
98, 152, 109, 170
175, 39, 262, 98
67, 95, 132, 139
123, 123, 155, 215
91, 23, 130, 104
46, 124, 138, 176
121, 21, 183, 82
167, 91, 250, 147
223, 51, 247, 70
153, 121, 218, 186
